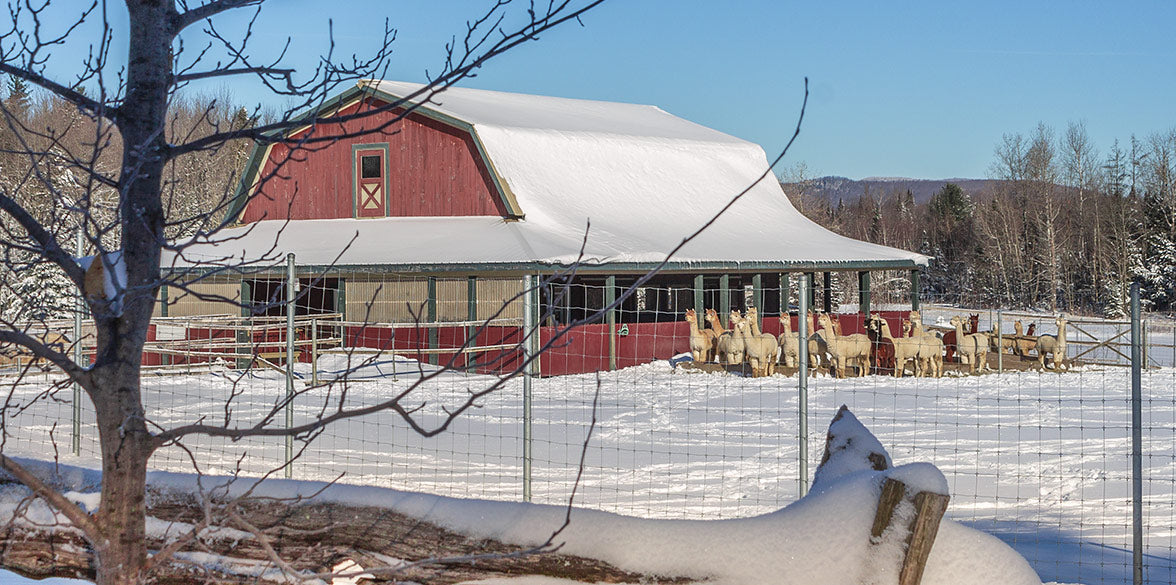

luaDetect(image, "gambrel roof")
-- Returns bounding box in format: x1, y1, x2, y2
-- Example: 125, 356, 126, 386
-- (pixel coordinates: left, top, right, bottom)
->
173, 81, 928, 273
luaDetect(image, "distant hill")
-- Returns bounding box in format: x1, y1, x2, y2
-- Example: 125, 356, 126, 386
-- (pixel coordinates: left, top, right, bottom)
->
782, 176, 1002, 205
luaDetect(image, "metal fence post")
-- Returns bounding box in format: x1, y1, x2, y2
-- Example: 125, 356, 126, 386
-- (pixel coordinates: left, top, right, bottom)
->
285, 253, 296, 479
1130, 281, 1143, 585
797, 274, 809, 498
606, 275, 617, 371
467, 276, 477, 369
72, 230, 83, 456
311, 317, 318, 387
522, 274, 534, 502
996, 309, 1003, 373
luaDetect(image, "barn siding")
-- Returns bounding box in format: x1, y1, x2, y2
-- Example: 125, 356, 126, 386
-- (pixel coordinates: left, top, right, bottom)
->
166, 281, 241, 317
475, 278, 524, 322
241, 98, 507, 223
344, 276, 522, 323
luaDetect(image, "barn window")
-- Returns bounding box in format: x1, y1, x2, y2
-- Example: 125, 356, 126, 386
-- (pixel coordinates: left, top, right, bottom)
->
353, 144, 389, 218
360, 155, 382, 179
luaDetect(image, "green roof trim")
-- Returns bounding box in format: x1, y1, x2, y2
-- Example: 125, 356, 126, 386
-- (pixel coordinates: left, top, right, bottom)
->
166, 258, 925, 279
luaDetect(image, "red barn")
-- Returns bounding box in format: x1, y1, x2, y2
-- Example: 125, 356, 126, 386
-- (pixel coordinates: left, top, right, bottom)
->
164, 80, 929, 375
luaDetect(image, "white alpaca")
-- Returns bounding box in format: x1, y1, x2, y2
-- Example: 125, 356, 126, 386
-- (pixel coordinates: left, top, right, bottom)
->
870, 316, 921, 377
1036, 315, 1069, 371
744, 307, 779, 376
950, 315, 989, 374
777, 313, 800, 368
818, 313, 871, 378
903, 317, 944, 378
734, 312, 778, 377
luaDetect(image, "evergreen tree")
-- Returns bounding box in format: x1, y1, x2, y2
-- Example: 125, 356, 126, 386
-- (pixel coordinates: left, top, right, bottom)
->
4, 74, 30, 118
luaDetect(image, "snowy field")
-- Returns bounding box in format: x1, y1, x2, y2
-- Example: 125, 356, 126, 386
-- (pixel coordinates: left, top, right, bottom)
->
1, 326, 1174, 584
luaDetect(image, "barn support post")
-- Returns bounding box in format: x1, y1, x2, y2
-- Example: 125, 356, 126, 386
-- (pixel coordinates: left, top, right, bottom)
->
823, 272, 833, 313
797, 274, 810, 497
72, 230, 83, 456
522, 274, 535, 502
606, 275, 617, 371
858, 271, 871, 315
719, 274, 731, 320
285, 253, 296, 479
427, 277, 438, 366
805, 272, 816, 309
237, 280, 253, 370
752, 274, 763, 317
780, 273, 790, 312
1130, 281, 1143, 585
909, 270, 921, 312
693, 275, 704, 319
467, 276, 477, 369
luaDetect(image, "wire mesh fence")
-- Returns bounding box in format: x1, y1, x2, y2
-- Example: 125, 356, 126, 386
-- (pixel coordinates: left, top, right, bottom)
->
0, 269, 1171, 585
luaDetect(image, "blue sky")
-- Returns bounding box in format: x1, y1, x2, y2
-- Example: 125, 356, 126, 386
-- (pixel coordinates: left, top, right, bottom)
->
48, 1, 1176, 180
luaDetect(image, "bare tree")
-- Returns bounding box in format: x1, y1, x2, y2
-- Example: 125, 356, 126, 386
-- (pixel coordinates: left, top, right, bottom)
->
0, 2, 609, 584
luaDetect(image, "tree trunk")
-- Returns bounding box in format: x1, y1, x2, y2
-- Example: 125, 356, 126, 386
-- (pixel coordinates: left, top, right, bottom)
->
87, 2, 175, 583
92, 383, 152, 585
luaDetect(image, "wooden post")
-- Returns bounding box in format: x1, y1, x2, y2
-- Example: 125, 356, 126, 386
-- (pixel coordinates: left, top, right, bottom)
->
237, 280, 252, 370
780, 273, 790, 313
752, 273, 763, 315
909, 270, 920, 312
718, 274, 731, 319
805, 272, 816, 308
693, 274, 704, 320
871, 477, 950, 585
858, 271, 871, 315
823, 272, 833, 313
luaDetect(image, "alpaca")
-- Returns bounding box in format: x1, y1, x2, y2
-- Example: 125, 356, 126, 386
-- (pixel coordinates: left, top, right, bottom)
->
733, 313, 778, 377
714, 309, 746, 366
989, 322, 1019, 354
805, 310, 829, 371
950, 315, 989, 374
1013, 320, 1037, 357
745, 307, 779, 375
903, 317, 944, 377
818, 313, 871, 378
869, 316, 920, 377
705, 308, 730, 364
777, 313, 800, 368
865, 316, 895, 374
1036, 315, 1069, 371
684, 309, 715, 362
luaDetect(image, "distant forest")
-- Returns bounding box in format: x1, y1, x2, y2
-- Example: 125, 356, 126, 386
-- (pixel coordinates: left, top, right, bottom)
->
781, 122, 1176, 317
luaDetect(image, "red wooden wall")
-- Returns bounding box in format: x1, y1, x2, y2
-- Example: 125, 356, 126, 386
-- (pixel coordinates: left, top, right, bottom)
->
142, 312, 915, 376
241, 97, 508, 223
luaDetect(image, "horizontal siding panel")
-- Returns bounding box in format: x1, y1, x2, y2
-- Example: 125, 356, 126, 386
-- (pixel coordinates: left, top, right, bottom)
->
167, 282, 241, 317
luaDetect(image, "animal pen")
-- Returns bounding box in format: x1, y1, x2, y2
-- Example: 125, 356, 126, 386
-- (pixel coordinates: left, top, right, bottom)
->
5, 276, 1174, 585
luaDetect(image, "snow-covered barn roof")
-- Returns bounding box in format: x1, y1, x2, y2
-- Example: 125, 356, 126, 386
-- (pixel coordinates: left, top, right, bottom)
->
171, 81, 928, 273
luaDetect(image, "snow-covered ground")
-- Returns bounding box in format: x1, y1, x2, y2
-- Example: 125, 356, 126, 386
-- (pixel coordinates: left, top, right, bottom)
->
1, 339, 1173, 584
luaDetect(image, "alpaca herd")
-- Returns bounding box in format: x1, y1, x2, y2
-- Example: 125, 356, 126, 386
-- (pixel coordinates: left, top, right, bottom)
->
683, 308, 1071, 378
